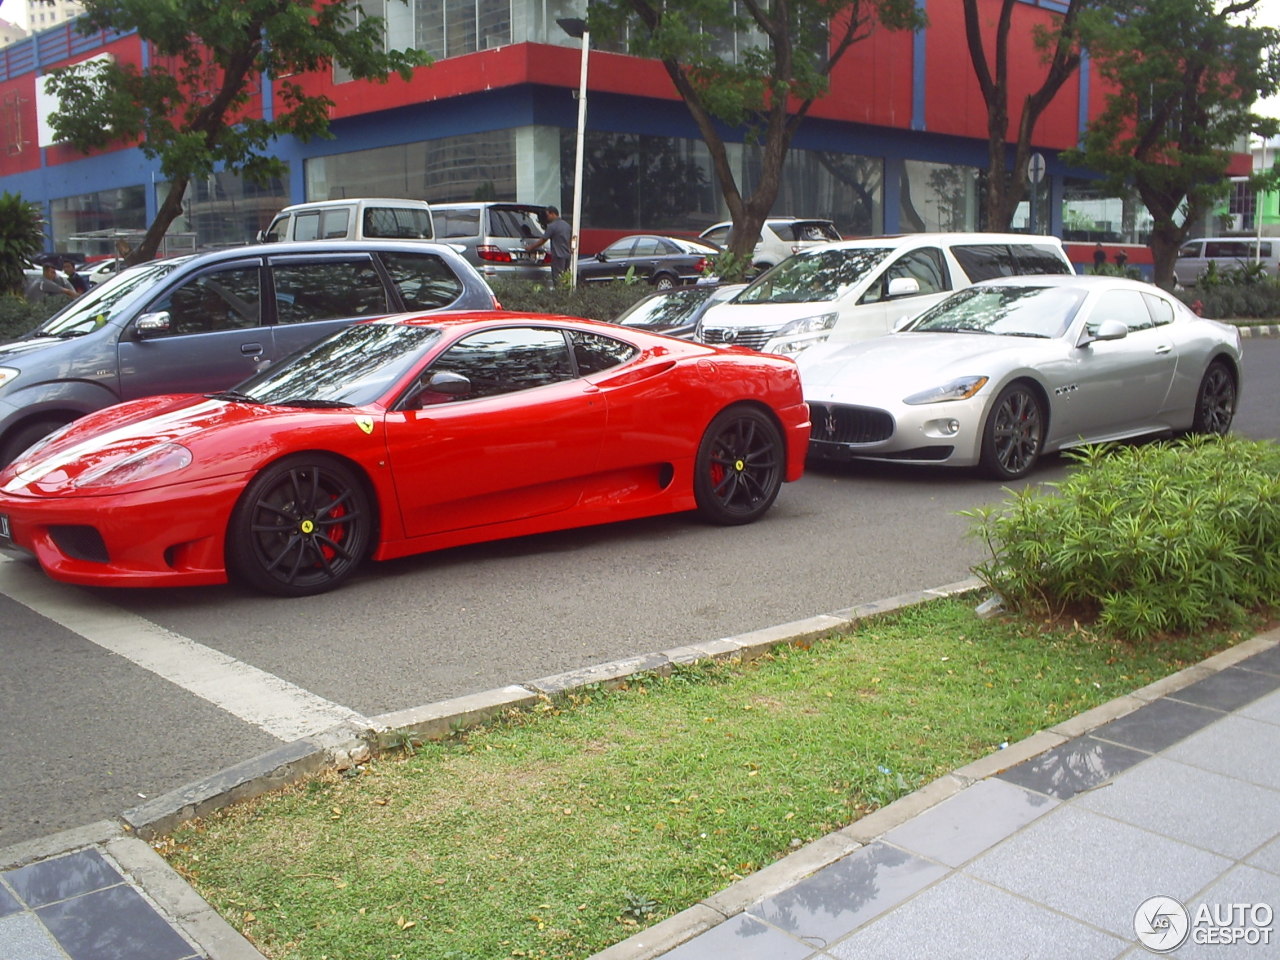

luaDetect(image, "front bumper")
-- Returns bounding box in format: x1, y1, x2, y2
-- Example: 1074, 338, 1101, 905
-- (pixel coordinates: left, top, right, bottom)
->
805, 397, 986, 467
0, 474, 243, 587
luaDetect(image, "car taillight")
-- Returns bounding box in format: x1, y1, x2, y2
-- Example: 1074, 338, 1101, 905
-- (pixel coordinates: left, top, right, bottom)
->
477, 245, 515, 263
694, 257, 708, 272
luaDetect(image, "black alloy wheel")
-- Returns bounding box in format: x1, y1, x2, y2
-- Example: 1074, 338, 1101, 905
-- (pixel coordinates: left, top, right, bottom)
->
226, 455, 372, 597
693, 405, 784, 524
1191, 361, 1236, 435
980, 383, 1045, 481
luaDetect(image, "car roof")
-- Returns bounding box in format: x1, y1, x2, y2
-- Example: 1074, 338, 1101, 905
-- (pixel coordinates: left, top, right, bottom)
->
183, 239, 466, 263
974, 274, 1163, 293
277, 198, 430, 212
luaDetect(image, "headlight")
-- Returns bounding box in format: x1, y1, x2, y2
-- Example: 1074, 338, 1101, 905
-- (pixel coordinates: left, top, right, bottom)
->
904, 376, 989, 405
763, 313, 837, 356
0, 367, 18, 390
776, 312, 838, 336
71, 442, 193, 489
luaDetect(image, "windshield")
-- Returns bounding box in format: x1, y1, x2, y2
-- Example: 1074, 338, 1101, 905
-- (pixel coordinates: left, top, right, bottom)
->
735, 247, 891, 304
31, 259, 188, 338
229, 321, 442, 407
905, 285, 1086, 339
618, 288, 711, 329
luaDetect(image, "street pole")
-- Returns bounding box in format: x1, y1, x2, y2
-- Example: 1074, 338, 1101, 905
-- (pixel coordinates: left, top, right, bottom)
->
558, 18, 589, 290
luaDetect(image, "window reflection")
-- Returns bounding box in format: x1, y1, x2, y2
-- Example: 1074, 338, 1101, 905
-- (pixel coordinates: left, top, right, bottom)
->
426, 327, 574, 401
153, 265, 262, 336
909, 287, 1085, 339
738, 248, 891, 305
271, 260, 389, 324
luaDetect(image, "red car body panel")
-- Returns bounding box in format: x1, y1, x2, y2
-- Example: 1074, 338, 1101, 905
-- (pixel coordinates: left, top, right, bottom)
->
0, 313, 809, 589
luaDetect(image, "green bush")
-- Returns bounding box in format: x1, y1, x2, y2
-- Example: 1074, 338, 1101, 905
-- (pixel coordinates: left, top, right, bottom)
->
0, 294, 58, 343
488, 277, 656, 322
963, 436, 1280, 641
1174, 263, 1280, 319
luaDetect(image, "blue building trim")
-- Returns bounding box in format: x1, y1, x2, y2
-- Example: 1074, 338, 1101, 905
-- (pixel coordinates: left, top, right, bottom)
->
911, 0, 927, 131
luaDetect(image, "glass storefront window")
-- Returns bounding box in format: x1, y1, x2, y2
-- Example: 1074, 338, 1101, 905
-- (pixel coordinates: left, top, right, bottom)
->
50, 187, 147, 258
1061, 177, 1157, 244
901, 160, 981, 233
160, 171, 289, 251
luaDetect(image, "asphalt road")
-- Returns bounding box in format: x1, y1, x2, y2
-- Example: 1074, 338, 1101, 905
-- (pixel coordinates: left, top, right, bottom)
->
1, 334, 1277, 848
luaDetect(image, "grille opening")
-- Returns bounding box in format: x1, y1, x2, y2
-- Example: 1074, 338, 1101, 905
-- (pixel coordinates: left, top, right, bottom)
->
49, 525, 109, 564
808, 402, 895, 444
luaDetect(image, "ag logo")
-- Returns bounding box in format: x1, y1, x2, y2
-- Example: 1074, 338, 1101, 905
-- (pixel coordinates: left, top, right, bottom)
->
1134, 896, 1190, 952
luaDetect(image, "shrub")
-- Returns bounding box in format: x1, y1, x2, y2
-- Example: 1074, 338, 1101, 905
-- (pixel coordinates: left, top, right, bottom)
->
963, 436, 1280, 641
0, 294, 58, 342
0, 192, 45, 297
488, 277, 655, 322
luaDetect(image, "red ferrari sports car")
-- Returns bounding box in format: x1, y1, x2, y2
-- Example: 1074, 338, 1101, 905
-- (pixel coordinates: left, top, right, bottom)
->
0, 312, 809, 596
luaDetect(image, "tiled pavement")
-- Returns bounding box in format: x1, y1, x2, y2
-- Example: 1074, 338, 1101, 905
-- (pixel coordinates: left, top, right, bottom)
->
2, 625, 1278, 960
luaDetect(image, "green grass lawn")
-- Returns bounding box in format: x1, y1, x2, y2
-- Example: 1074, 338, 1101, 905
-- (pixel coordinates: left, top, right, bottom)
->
160, 597, 1250, 960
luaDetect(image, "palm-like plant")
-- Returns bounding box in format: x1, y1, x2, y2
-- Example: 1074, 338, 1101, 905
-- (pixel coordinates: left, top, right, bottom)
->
0, 192, 46, 296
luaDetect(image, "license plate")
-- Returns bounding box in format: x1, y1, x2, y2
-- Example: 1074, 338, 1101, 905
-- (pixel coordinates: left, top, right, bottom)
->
0, 515, 9, 540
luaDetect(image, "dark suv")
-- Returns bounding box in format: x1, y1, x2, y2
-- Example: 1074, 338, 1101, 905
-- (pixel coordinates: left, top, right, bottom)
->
0, 240, 498, 463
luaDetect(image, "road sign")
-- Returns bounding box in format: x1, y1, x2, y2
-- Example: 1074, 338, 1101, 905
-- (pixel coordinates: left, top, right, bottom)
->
1027, 152, 1046, 184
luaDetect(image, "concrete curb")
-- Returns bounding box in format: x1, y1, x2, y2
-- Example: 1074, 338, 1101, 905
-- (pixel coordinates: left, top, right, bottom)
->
1237, 322, 1280, 338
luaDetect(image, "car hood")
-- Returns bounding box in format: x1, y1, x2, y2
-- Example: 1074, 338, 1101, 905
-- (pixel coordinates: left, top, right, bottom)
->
1, 394, 380, 497
0, 334, 74, 361
798, 332, 1050, 400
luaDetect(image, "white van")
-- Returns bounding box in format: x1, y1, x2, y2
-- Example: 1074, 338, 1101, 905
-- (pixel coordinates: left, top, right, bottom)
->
1174, 237, 1280, 286
259, 198, 434, 244
696, 232, 1074, 355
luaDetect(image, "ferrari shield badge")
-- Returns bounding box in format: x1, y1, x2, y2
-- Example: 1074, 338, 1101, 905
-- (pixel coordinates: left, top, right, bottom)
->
355, 416, 375, 435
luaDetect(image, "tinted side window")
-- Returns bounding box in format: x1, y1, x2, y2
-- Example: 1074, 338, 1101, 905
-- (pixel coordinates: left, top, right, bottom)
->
1011, 245, 1072, 276
1142, 292, 1175, 327
702, 226, 730, 246
379, 252, 463, 310
319, 208, 351, 240
632, 237, 665, 256
570, 330, 637, 374
1089, 289, 1150, 334
263, 216, 289, 243
860, 248, 948, 304
364, 207, 432, 240
952, 244, 1016, 282
153, 265, 262, 336
1205, 240, 1247, 258
271, 259, 389, 324
1178, 243, 1203, 258
429, 328, 574, 400
433, 209, 481, 239
294, 212, 321, 242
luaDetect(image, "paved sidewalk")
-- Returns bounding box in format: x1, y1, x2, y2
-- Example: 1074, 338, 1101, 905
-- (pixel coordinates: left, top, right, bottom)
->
2, 615, 1277, 960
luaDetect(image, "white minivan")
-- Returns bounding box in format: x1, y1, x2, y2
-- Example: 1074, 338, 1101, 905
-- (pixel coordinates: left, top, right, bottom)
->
696, 232, 1074, 355
1174, 237, 1280, 286
259, 198, 435, 244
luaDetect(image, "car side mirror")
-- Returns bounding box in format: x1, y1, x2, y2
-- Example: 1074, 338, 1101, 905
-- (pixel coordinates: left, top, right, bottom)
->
1080, 319, 1129, 346
886, 277, 920, 299
427, 371, 472, 396
595, 252, 607, 262
256, 230, 269, 243
134, 311, 172, 338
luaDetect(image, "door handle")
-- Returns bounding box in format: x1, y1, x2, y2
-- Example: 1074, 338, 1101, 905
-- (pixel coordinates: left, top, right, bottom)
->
241, 342, 264, 357
1155, 344, 1172, 355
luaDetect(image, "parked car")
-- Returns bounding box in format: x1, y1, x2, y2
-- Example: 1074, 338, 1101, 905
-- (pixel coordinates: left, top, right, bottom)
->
798, 275, 1242, 480
258, 198, 435, 244
698, 218, 842, 271
0, 312, 809, 595
0, 240, 498, 465
1174, 237, 1280, 285
612, 282, 746, 339
578, 235, 717, 289
80, 259, 125, 287
697, 232, 1075, 356
430, 202, 549, 281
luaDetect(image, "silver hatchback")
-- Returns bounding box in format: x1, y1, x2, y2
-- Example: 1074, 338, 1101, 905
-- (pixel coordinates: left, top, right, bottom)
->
0, 240, 498, 464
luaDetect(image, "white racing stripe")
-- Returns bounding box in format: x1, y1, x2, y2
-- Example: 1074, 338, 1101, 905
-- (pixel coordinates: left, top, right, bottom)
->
0, 557, 369, 741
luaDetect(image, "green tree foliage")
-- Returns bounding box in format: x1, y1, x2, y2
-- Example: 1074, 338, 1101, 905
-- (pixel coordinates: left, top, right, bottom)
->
589, 0, 924, 279
963, 0, 1087, 231
0, 192, 46, 297
43, 0, 429, 265
1065, 0, 1280, 289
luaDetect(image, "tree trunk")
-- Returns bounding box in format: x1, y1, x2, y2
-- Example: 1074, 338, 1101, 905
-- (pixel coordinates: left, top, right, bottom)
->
127, 176, 190, 265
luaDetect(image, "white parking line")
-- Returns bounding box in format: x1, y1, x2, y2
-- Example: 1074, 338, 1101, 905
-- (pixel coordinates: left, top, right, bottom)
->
0, 557, 369, 742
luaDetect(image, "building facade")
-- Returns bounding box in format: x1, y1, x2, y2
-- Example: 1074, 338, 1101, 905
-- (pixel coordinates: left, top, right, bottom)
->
0, 0, 1251, 268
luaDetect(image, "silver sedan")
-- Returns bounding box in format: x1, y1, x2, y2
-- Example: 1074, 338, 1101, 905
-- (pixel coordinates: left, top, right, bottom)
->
797, 275, 1243, 479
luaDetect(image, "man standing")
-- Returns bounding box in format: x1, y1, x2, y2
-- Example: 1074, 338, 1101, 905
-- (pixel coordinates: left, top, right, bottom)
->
24, 263, 76, 301
529, 206, 573, 284
63, 259, 90, 294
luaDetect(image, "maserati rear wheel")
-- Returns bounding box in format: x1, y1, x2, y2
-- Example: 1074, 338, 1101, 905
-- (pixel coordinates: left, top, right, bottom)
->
1191, 360, 1236, 435
226, 455, 372, 597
